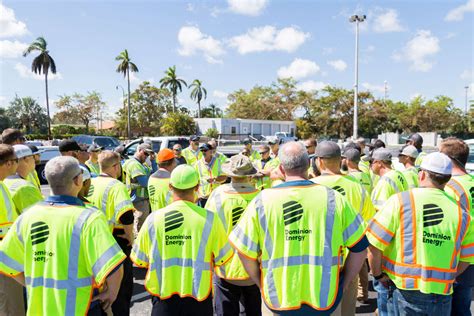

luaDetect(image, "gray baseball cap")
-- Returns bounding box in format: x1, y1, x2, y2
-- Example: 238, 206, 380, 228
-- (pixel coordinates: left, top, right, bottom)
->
343, 148, 361, 162
137, 143, 154, 153
371, 148, 392, 162
315, 141, 341, 158
222, 154, 257, 177
399, 145, 419, 159
420, 152, 452, 175
408, 133, 423, 146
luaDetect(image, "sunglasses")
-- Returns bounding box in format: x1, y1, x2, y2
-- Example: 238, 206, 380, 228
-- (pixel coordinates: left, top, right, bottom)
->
259, 151, 269, 155
173, 148, 182, 152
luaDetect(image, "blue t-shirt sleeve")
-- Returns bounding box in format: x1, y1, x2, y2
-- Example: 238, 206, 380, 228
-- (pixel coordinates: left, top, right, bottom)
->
136, 175, 149, 188
348, 235, 369, 253
150, 160, 158, 173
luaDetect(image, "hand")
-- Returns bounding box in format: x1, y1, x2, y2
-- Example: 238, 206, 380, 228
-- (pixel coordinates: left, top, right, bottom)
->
149, 153, 156, 161
378, 274, 391, 288
92, 285, 118, 311
116, 233, 133, 246
207, 178, 215, 183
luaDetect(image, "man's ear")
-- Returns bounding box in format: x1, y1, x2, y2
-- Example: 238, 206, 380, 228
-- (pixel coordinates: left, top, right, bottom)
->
278, 164, 286, 177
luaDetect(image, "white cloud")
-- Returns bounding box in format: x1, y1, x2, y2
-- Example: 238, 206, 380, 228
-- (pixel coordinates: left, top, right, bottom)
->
14, 63, 62, 80
213, 90, 228, 98
0, 4, 28, 38
227, 0, 268, 16
0, 96, 6, 104
461, 69, 473, 81
0, 40, 28, 58
372, 9, 405, 33
445, 0, 474, 21
468, 83, 474, 97
297, 80, 328, 92
393, 30, 440, 72
178, 26, 225, 64
327, 59, 347, 71
362, 82, 388, 93
228, 26, 309, 54
129, 72, 140, 83
277, 58, 320, 80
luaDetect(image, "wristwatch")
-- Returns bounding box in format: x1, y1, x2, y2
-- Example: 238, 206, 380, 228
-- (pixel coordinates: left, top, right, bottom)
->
374, 273, 386, 280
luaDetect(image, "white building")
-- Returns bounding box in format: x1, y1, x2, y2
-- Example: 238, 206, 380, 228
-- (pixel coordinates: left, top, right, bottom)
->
194, 118, 296, 137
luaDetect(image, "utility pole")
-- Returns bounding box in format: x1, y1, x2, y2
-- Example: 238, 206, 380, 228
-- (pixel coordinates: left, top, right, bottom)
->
350, 14, 366, 140
384, 80, 388, 104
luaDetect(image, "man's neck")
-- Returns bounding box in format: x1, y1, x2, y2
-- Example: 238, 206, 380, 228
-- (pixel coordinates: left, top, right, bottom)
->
285, 175, 308, 182
379, 167, 392, 177
90, 158, 98, 163
452, 166, 467, 176
320, 168, 342, 176
17, 169, 29, 179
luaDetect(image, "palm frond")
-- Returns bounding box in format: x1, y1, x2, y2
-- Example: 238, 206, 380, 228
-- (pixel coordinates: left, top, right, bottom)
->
31, 55, 44, 74
129, 62, 139, 73
49, 54, 57, 74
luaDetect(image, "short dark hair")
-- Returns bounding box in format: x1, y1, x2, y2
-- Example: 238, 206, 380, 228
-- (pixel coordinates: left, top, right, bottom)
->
1, 128, 24, 145
439, 137, 469, 167
344, 142, 362, 153
0, 144, 15, 164
425, 170, 451, 186
159, 159, 175, 168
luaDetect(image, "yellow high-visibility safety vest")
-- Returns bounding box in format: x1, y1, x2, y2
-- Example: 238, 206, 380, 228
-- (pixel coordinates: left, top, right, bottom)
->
26, 170, 41, 190
254, 157, 280, 190
371, 169, 408, 210
249, 149, 262, 162
148, 170, 172, 211
229, 181, 366, 310
195, 157, 224, 199
0, 181, 17, 239
366, 188, 474, 295
311, 174, 375, 222
205, 183, 259, 280
0, 199, 126, 315
181, 147, 203, 166
88, 175, 135, 231
4, 175, 43, 214
85, 160, 100, 177
402, 166, 419, 189
445, 174, 474, 215
349, 170, 372, 194
131, 200, 233, 300
415, 151, 427, 168
123, 158, 150, 199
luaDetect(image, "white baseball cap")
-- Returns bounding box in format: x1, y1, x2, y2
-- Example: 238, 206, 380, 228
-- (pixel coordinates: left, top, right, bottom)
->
13, 144, 34, 159
79, 165, 91, 182
399, 145, 419, 159
420, 152, 452, 175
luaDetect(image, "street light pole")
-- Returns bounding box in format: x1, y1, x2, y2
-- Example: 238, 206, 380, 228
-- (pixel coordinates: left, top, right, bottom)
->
350, 14, 366, 140
116, 85, 126, 112
384, 80, 388, 104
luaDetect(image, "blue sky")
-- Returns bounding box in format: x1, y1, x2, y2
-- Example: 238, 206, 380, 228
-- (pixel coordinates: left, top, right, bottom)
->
0, 0, 473, 120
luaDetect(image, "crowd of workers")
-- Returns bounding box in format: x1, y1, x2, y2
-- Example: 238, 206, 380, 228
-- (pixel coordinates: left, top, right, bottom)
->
0, 127, 474, 316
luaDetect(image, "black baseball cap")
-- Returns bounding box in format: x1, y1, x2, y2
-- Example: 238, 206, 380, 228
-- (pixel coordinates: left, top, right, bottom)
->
315, 141, 341, 158
200, 143, 212, 152
59, 139, 81, 152
190, 135, 200, 142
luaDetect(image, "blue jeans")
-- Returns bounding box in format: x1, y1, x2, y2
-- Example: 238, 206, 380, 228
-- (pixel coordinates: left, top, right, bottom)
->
373, 279, 390, 316
451, 282, 472, 316
392, 288, 452, 316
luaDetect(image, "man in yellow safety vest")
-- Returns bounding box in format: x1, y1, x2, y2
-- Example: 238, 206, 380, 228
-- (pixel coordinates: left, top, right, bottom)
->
195, 143, 227, 207
0, 156, 126, 315
148, 148, 177, 211
181, 135, 202, 165
398, 145, 419, 189
131, 165, 233, 316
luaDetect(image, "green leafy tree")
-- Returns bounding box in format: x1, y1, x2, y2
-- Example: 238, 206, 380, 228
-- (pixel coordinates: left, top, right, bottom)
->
189, 79, 207, 118
205, 128, 219, 139
201, 103, 223, 118
7, 96, 48, 134
115, 82, 172, 136
0, 108, 11, 131
115, 49, 139, 138
160, 112, 196, 136
159, 66, 187, 113
54, 91, 106, 132
22, 37, 57, 139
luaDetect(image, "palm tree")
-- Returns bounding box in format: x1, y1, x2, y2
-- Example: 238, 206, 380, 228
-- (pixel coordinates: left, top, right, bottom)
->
160, 66, 187, 112
189, 79, 207, 118
23, 37, 57, 139
115, 49, 139, 139
209, 103, 222, 117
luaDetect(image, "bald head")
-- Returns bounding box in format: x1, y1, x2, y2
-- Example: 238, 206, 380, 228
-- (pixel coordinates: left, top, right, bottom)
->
279, 141, 309, 176
45, 156, 83, 195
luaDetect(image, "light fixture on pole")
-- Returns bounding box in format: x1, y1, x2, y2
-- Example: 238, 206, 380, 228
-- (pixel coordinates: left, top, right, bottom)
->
350, 14, 366, 140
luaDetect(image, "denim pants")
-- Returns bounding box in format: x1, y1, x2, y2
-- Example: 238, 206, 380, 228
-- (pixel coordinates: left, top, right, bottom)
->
373, 279, 390, 316
391, 288, 452, 316
451, 282, 472, 316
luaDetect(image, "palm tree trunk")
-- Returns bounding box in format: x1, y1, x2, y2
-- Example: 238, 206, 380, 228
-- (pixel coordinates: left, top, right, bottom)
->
198, 101, 201, 118
173, 94, 177, 113
127, 68, 131, 139
44, 72, 51, 139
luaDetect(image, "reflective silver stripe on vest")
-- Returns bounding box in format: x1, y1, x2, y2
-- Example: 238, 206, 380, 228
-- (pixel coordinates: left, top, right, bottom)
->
92, 243, 122, 276
192, 210, 214, 297
400, 192, 415, 265
447, 179, 470, 213
102, 180, 118, 217
132, 244, 149, 263
113, 200, 133, 222
383, 260, 456, 281
8, 179, 29, 192
26, 276, 92, 288
148, 212, 162, 286
359, 188, 366, 215
215, 243, 232, 263
0, 184, 14, 222
452, 210, 470, 269
461, 244, 474, 257
65, 208, 96, 315
162, 257, 211, 269
256, 195, 280, 307
232, 225, 260, 254
261, 254, 339, 269
343, 214, 363, 243
382, 176, 400, 193
319, 188, 337, 308
0, 250, 23, 272
214, 192, 227, 232
368, 220, 393, 244
197, 162, 209, 193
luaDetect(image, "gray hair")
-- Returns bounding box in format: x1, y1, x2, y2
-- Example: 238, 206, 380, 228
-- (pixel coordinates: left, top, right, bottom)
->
278, 141, 309, 175
45, 156, 82, 193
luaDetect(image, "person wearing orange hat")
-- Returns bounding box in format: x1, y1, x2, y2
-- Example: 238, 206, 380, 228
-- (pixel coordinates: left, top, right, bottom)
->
148, 148, 178, 211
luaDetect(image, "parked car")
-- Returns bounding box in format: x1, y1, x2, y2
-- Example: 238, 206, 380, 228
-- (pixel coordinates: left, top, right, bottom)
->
465, 139, 474, 174
123, 137, 190, 157
72, 135, 120, 150
36, 146, 61, 184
